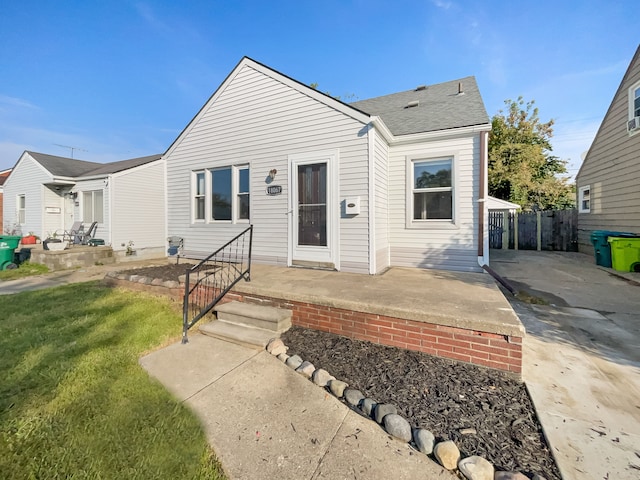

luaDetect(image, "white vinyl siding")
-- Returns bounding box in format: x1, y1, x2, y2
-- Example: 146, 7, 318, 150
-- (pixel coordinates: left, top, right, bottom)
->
42, 186, 64, 237
165, 63, 370, 273
111, 160, 166, 252
373, 130, 390, 273
576, 48, 640, 253
2, 153, 52, 238
388, 135, 480, 272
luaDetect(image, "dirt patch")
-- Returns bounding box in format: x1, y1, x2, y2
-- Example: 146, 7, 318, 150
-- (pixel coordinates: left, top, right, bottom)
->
281, 327, 561, 480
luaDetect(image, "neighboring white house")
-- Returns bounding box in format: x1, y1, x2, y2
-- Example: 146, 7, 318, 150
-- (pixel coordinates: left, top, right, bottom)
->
487, 196, 520, 214
163, 57, 491, 273
3, 151, 166, 258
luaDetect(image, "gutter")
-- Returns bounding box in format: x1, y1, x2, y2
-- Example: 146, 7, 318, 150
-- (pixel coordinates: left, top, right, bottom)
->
478, 130, 488, 268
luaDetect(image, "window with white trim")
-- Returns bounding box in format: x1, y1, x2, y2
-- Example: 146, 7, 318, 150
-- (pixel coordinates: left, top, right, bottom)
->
82, 190, 104, 223
578, 185, 590, 213
194, 171, 205, 221
628, 81, 640, 134
411, 158, 453, 221
17, 194, 26, 224
191, 165, 250, 223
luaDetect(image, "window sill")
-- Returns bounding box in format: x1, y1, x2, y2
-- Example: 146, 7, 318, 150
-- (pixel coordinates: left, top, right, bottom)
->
406, 220, 459, 230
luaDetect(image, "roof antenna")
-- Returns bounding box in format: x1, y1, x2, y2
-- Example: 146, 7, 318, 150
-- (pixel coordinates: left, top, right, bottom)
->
53, 144, 88, 159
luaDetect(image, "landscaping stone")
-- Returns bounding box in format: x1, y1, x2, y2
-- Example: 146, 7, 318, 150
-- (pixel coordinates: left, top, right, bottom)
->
311, 368, 333, 387
328, 379, 348, 398
285, 355, 302, 369
374, 403, 397, 424
531, 475, 547, 480
277, 353, 289, 363
458, 455, 494, 480
266, 338, 287, 356
295, 361, 315, 378
360, 398, 377, 417
383, 414, 412, 442
495, 472, 529, 480
433, 440, 460, 470
413, 428, 435, 455
343, 388, 364, 407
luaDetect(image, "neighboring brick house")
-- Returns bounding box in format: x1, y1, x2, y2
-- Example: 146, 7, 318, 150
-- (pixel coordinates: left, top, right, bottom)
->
0, 169, 11, 232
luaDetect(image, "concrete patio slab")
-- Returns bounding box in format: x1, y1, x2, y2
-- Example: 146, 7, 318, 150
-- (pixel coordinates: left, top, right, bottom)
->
490, 249, 640, 480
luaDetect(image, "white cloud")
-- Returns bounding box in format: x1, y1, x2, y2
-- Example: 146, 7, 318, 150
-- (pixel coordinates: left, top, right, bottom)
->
431, 0, 453, 9
0, 94, 38, 110
135, 2, 172, 33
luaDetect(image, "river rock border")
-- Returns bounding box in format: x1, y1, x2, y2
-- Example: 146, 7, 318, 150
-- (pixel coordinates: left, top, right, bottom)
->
266, 338, 547, 480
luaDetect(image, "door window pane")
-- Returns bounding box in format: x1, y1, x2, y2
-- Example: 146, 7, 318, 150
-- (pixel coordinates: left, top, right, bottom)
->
298, 163, 327, 246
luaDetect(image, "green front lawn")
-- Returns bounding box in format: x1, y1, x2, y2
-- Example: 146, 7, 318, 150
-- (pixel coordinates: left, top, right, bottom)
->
0, 261, 49, 281
0, 283, 226, 479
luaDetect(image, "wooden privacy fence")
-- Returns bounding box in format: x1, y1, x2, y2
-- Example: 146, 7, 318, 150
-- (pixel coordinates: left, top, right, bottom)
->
489, 209, 578, 251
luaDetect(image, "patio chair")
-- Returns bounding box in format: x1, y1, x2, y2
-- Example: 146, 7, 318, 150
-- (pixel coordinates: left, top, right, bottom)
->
77, 221, 98, 245
62, 221, 84, 244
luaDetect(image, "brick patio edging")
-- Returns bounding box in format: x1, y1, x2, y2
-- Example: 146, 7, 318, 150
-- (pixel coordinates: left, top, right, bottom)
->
222, 291, 522, 375
103, 271, 522, 375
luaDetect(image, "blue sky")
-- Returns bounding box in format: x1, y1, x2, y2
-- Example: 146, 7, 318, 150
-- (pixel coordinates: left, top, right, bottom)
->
0, 1, 636, 179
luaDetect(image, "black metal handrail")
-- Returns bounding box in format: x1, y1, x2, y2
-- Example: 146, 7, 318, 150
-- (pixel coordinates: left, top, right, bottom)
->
182, 225, 253, 343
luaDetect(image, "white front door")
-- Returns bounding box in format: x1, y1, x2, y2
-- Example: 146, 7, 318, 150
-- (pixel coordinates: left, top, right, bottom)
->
289, 151, 338, 268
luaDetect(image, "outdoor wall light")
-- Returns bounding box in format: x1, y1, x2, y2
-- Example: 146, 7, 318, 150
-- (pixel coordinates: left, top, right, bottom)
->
269, 169, 277, 180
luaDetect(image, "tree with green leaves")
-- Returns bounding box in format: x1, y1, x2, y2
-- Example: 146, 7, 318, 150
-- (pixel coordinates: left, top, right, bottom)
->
488, 97, 575, 211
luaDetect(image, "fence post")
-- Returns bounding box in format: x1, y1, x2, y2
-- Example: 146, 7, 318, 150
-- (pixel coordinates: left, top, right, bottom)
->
537, 211, 542, 251
514, 212, 519, 250
502, 211, 509, 250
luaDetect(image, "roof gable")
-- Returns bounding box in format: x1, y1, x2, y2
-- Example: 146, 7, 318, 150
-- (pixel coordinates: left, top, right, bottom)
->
577, 44, 640, 180
351, 76, 489, 136
164, 56, 372, 157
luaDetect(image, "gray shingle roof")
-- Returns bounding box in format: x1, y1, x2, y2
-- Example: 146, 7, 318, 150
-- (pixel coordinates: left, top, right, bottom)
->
29, 152, 102, 177
350, 76, 489, 136
28, 152, 162, 178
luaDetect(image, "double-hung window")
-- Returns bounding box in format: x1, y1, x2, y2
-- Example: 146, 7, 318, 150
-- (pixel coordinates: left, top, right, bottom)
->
578, 185, 590, 213
82, 190, 104, 223
628, 81, 640, 134
194, 171, 206, 221
17, 194, 26, 224
192, 165, 250, 223
411, 158, 453, 222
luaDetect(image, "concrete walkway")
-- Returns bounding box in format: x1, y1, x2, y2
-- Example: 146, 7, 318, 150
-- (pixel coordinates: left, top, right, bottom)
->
490, 249, 640, 480
139, 334, 456, 480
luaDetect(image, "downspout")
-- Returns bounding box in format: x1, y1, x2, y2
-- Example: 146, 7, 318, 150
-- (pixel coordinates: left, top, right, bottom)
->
477, 130, 488, 268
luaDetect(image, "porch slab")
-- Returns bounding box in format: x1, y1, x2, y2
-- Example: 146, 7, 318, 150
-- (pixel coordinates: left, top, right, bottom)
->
233, 264, 523, 337
223, 264, 524, 374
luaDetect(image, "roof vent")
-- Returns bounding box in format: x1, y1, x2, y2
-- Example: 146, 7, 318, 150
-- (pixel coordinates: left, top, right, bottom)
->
457, 82, 465, 95
416, 85, 426, 91
406, 100, 420, 108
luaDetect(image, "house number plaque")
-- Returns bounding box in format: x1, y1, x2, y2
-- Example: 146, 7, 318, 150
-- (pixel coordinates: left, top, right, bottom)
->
266, 185, 282, 196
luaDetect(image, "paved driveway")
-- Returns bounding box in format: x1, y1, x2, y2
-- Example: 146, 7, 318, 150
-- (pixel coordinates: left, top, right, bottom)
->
490, 249, 640, 480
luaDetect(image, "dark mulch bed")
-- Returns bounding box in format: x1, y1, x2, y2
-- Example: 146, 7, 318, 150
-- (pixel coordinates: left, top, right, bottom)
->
281, 327, 561, 480
118, 264, 560, 479
120, 263, 193, 282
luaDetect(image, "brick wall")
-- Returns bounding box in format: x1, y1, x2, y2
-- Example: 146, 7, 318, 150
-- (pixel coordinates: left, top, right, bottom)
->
225, 291, 522, 375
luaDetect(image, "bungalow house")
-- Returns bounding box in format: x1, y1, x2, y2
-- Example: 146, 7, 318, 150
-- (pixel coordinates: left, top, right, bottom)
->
164, 57, 491, 274
2, 151, 166, 258
0, 168, 10, 231
576, 44, 640, 253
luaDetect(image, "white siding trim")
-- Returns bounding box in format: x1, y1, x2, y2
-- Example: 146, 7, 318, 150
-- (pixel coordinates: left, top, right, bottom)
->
368, 125, 376, 274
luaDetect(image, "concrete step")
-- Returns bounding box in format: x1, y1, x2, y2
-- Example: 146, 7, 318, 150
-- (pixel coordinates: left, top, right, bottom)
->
199, 321, 278, 349
215, 301, 292, 333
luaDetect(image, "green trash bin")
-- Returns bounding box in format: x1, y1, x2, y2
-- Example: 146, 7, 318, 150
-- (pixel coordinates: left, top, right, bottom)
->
0, 235, 22, 270
589, 230, 636, 268
608, 237, 640, 272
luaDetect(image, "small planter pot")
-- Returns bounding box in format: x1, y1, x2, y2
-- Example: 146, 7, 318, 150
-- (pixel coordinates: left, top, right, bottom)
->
21, 235, 37, 245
